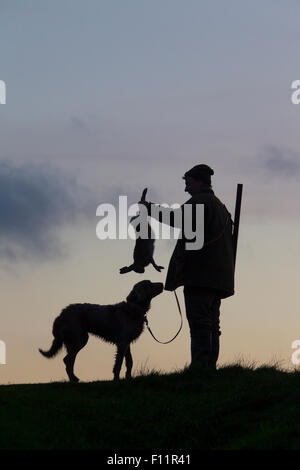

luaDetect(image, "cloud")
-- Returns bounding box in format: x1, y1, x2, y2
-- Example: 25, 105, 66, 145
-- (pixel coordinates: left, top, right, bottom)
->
262, 146, 300, 177
0, 160, 92, 262
70, 116, 92, 134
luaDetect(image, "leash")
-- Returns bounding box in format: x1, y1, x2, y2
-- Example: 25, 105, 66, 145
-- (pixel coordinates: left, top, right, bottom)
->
144, 289, 183, 344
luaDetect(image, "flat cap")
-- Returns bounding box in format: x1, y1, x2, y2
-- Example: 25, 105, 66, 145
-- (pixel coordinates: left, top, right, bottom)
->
182, 164, 214, 180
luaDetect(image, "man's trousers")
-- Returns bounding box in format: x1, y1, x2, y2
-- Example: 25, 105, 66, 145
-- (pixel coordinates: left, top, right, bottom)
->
183, 286, 221, 368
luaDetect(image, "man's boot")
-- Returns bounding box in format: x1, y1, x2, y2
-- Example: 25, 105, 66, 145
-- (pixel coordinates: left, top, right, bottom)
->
190, 330, 212, 369
209, 332, 220, 369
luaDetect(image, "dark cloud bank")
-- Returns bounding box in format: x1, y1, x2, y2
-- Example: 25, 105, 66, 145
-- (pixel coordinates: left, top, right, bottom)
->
262, 146, 300, 177
0, 160, 93, 263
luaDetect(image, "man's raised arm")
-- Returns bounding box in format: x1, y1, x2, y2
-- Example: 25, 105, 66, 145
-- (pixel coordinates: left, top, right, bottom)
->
139, 200, 184, 229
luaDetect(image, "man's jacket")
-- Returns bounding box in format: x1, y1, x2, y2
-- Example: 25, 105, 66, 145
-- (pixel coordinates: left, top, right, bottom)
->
149, 188, 235, 298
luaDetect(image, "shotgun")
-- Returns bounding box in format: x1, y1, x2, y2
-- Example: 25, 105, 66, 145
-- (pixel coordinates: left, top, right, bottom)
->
232, 183, 243, 269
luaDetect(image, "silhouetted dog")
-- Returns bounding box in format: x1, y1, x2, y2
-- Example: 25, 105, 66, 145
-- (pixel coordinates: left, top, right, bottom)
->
39, 280, 163, 382
120, 188, 164, 274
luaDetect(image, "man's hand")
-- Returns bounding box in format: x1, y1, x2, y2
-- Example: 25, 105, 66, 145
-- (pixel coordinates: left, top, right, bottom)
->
138, 199, 152, 209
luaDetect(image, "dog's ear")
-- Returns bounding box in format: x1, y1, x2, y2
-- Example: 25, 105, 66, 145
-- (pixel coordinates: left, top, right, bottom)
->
126, 284, 145, 304
126, 289, 139, 303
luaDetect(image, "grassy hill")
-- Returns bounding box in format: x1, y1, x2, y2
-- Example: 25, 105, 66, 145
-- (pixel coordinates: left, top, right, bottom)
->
0, 364, 300, 450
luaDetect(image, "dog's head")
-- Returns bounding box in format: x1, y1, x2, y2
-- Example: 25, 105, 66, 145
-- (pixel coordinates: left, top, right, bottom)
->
126, 280, 164, 310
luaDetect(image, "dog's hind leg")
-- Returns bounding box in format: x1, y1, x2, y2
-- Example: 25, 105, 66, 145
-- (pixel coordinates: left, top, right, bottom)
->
63, 352, 79, 383
113, 342, 129, 381
63, 334, 89, 383
125, 346, 133, 379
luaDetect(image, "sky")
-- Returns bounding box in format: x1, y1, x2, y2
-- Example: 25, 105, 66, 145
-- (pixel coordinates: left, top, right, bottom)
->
0, 0, 300, 383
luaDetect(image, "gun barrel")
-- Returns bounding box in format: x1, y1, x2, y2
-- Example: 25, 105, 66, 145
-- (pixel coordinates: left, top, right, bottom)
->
232, 183, 243, 269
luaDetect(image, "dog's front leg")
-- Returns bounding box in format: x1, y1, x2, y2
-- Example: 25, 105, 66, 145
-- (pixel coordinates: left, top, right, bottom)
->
125, 346, 133, 379
113, 343, 129, 380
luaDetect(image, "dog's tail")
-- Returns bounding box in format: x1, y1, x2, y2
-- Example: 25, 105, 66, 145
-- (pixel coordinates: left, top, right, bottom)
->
39, 317, 64, 358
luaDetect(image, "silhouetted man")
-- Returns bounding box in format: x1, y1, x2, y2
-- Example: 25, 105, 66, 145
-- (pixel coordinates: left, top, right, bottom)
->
140, 165, 235, 369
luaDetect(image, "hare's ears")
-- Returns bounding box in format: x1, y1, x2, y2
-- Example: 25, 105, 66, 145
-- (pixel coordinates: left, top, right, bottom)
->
140, 188, 148, 202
